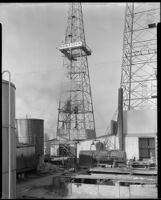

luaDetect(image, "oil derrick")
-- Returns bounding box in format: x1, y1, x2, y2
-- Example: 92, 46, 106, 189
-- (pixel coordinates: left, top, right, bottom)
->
120, 3, 159, 110
57, 3, 96, 141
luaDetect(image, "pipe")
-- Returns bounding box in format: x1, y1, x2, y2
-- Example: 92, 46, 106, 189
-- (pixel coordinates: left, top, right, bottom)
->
117, 88, 124, 151
2, 70, 11, 199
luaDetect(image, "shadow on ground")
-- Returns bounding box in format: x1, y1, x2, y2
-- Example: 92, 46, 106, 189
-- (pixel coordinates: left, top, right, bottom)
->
32, 176, 69, 197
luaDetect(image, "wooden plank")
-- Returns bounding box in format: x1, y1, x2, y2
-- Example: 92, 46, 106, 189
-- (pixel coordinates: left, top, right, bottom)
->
89, 167, 157, 175
89, 167, 131, 174
132, 169, 157, 175
70, 174, 157, 184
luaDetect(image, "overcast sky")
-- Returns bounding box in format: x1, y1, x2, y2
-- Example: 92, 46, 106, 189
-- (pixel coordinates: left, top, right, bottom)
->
1, 3, 126, 139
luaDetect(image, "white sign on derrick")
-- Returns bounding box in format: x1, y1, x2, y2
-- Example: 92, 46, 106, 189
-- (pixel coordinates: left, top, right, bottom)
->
59, 41, 83, 50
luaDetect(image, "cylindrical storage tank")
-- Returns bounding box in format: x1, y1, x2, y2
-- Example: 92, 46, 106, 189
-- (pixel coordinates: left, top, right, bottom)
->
2, 80, 16, 199
16, 144, 37, 173
109, 150, 126, 163
16, 119, 44, 167
95, 150, 109, 163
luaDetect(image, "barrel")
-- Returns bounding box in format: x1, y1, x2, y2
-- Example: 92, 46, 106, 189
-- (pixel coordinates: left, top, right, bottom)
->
2, 80, 16, 199
16, 119, 44, 166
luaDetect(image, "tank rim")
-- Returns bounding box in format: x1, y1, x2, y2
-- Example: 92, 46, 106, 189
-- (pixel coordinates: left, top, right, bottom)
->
2, 79, 16, 89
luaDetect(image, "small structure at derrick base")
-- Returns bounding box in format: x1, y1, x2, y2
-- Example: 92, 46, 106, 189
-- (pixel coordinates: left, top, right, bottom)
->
57, 3, 96, 141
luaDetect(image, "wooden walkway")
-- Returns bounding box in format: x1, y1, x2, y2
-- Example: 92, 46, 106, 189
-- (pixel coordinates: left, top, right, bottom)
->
89, 167, 157, 176
70, 173, 157, 184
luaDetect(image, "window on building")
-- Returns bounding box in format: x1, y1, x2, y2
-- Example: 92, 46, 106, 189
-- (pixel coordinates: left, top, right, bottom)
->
139, 138, 155, 160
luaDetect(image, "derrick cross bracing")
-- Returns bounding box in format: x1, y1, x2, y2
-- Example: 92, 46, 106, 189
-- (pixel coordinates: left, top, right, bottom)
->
57, 3, 96, 141
120, 3, 159, 110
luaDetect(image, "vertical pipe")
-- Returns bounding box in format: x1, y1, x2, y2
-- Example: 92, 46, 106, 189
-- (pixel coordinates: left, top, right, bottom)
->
117, 88, 124, 151
2, 70, 11, 199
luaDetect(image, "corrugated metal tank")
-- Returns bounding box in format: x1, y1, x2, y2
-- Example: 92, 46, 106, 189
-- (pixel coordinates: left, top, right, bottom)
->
2, 80, 16, 199
16, 145, 37, 173
16, 118, 44, 166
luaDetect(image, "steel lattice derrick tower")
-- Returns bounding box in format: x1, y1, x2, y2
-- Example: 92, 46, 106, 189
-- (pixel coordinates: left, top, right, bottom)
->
120, 3, 160, 110
57, 3, 96, 141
